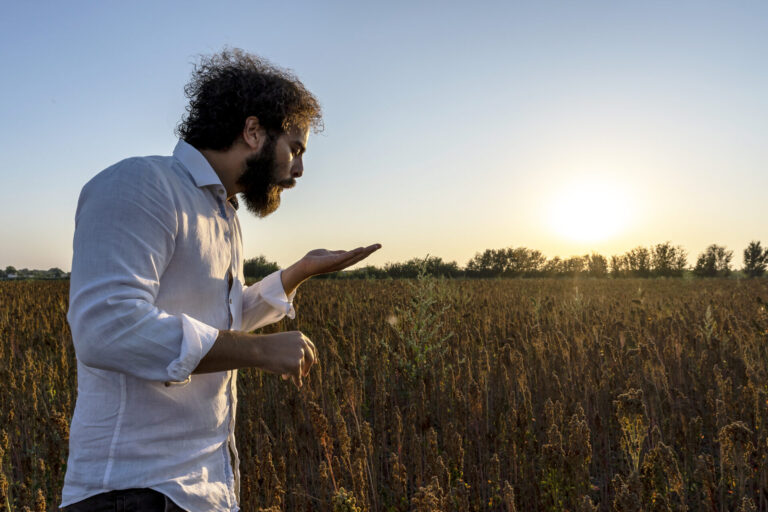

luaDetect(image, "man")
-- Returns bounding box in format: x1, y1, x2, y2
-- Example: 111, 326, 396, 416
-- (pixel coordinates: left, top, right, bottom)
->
61, 49, 380, 511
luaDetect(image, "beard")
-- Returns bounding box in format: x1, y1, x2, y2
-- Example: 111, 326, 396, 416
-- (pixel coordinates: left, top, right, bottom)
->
236, 134, 296, 217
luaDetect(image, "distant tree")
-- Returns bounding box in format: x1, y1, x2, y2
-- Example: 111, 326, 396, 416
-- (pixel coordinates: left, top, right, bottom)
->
465, 247, 544, 277
5, 265, 16, 275
693, 252, 716, 277
651, 242, 687, 277
421, 256, 462, 277
693, 244, 733, 277
609, 255, 628, 278
319, 264, 389, 279
347, 265, 389, 279
385, 256, 461, 278
743, 240, 768, 278
243, 255, 280, 279
465, 249, 496, 277
47, 267, 65, 279
489, 249, 508, 275
673, 247, 688, 275
502, 247, 546, 277
586, 253, 608, 277
711, 244, 733, 276
626, 247, 652, 277
561, 256, 585, 277
384, 259, 421, 278
542, 256, 563, 277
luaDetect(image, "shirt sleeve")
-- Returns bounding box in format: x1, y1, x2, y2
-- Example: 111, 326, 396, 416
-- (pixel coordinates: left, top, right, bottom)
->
67, 158, 219, 382
240, 270, 296, 332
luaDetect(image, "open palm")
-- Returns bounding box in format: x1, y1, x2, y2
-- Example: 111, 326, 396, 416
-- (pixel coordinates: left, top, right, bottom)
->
302, 244, 381, 276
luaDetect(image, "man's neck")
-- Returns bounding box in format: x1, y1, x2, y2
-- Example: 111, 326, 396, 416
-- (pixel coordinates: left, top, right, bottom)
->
198, 147, 243, 200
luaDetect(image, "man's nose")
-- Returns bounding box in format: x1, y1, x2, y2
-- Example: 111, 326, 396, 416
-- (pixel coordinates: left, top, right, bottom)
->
291, 157, 304, 178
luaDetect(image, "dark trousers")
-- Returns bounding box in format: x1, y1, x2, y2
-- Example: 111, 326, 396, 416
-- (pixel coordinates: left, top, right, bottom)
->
61, 488, 186, 511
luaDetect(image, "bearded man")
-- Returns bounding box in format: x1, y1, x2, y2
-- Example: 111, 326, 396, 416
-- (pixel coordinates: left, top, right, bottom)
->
60, 49, 380, 511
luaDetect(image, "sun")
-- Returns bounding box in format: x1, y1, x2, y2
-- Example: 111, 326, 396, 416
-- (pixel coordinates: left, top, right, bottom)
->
547, 181, 633, 243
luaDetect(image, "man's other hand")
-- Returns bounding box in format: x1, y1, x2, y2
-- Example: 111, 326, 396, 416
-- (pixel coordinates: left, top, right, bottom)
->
254, 331, 317, 388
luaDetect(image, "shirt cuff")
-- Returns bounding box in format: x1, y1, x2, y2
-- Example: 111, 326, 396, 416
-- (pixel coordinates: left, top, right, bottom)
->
259, 270, 296, 319
166, 313, 219, 382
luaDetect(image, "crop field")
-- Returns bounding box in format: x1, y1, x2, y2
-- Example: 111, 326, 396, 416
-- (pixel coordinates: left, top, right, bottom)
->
1, 278, 768, 511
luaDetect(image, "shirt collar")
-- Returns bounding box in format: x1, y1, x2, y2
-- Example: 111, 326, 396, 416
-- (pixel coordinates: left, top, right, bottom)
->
173, 139, 224, 189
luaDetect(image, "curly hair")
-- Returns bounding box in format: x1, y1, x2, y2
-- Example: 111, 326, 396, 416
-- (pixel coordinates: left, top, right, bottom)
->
176, 49, 323, 150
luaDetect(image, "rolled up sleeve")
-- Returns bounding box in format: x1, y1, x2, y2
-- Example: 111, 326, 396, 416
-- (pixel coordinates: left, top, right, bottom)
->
166, 314, 220, 381
67, 158, 218, 382
240, 270, 296, 332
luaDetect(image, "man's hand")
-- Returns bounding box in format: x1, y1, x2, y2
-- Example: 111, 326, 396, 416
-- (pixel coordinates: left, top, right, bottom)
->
254, 331, 317, 388
302, 244, 382, 276
281, 243, 382, 296
194, 331, 317, 388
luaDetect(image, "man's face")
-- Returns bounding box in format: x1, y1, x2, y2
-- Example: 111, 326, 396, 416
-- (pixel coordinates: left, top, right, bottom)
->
237, 126, 309, 217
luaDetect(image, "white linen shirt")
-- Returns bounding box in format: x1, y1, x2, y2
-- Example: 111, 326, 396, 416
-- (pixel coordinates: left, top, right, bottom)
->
61, 140, 296, 511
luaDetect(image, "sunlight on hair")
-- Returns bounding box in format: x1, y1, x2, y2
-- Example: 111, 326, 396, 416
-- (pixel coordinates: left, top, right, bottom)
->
547, 180, 634, 243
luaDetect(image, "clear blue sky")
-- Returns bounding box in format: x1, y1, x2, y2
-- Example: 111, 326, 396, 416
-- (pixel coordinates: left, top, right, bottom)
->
1, 1, 767, 271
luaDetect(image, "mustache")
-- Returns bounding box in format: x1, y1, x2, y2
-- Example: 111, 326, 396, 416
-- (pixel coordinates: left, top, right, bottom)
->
277, 178, 296, 189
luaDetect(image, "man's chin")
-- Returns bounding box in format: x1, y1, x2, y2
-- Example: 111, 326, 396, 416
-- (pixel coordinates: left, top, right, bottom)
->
250, 204, 280, 218
242, 191, 281, 218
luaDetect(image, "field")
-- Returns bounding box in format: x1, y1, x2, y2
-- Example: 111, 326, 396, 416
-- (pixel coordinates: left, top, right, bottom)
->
1, 278, 768, 511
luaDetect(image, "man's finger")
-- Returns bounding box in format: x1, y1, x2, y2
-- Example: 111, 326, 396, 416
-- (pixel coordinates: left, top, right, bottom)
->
335, 248, 365, 263
329, 251, 374, 272
344, 251, 373, 266
304, 338, 318, 376
320, 252, 357, 270
306, 338, 318, 363
302, 348, 314, 377
293, 361, 303, 388
323, 257, 364, 274
333, 244, 379, 264
354, 244, 380, 258
326, 246, 379, 272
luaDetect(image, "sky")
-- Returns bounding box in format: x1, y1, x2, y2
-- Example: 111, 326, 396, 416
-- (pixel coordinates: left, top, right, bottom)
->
1, 1, 767, 271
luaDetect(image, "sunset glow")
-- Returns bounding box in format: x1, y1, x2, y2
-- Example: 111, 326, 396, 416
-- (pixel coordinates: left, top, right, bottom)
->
547, 181, 634, 244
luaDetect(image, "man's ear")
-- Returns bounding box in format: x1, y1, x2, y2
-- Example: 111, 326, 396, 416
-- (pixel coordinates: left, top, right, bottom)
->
242, 116, 266, 152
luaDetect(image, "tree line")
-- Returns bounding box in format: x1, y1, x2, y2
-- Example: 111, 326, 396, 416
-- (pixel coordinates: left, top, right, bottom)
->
8, 241, 765, 282
244, 241, 768, 279
0, 266, 69, 280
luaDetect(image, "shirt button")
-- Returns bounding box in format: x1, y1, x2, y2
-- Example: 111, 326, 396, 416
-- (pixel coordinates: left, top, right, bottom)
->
229, 298, 232, 304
